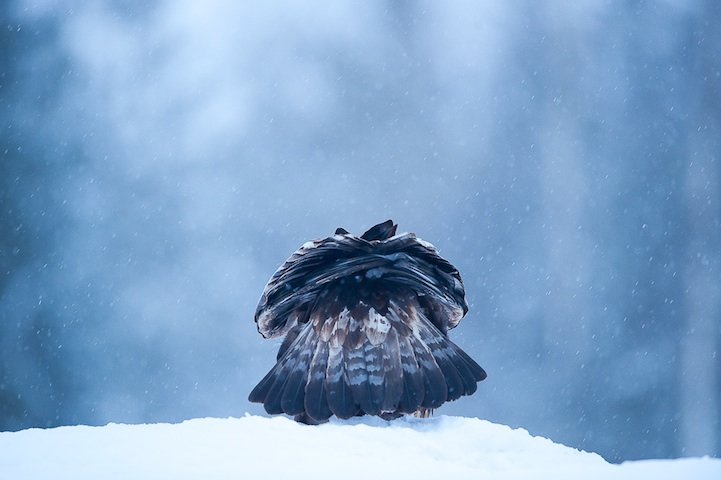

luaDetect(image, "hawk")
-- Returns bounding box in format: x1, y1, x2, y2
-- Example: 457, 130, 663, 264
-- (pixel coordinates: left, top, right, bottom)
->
248, 220, 486, 423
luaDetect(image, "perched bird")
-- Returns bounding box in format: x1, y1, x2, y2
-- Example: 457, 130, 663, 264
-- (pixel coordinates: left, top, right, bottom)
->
248, 220, 486, 423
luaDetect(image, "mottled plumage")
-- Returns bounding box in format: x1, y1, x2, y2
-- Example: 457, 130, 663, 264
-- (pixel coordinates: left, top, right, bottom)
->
248, 220, 486, 423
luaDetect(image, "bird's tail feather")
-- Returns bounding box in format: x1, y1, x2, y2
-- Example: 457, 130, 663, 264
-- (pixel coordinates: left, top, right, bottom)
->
248, 322, 317, 415
414, 319, 486, 403
304, 341, 333, 421
322, 344, 356, 419
248, 303, 485, 422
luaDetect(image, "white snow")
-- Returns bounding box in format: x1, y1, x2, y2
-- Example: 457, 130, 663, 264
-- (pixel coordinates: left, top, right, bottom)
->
0, 415, 718, 479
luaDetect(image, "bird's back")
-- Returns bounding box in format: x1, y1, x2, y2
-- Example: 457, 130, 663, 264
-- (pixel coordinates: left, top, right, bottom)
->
249, 220, 486, 423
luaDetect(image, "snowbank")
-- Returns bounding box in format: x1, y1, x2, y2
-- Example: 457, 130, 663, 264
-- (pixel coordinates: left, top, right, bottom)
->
0, 415, 718, 479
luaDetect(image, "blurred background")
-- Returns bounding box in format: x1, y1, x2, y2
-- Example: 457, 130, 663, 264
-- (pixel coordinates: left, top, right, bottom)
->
1, 0, 719, 462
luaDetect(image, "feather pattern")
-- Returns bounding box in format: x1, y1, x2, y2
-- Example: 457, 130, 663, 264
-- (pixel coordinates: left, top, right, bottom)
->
324, 345, 356, 418
381, 327, 403, 411
255, 322, 315, 414
344, 343, 376, 415
304, 340, 332, 421
280, 328, 318, 414
408, 333, 448, 409
249, 220, 486, 422
397, 334, 425, 412
416, 318, 465, 401
363, 341, 386, 413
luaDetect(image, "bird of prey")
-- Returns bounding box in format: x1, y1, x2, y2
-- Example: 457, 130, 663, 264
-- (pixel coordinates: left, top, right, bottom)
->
248, 220, 486, 423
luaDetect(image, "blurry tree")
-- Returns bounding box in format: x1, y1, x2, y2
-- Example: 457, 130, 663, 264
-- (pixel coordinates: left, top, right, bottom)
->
0, 7, 81, 430
680, 0, 721, 457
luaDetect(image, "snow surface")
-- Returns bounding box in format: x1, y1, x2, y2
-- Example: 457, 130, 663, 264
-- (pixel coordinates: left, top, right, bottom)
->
0, 415, 718, 479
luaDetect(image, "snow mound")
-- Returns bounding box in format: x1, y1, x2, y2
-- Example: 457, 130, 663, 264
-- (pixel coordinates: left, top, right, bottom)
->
0, 415, 718, 479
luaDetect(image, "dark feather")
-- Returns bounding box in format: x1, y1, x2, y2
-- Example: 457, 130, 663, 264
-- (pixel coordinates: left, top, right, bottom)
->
364, 341, 385, 413
345, 311, 365, 349
409, 334, 448, 409
344, 345, 377, 415
450, 341, 488, 382
255, 324, 314, 414
247, 365, 277, 404
381, 328, 403, 411
277, 323, 302, 361
416, 320, 465, 401
397, 334, 424, 413
325, 345, 356, 419
280, 331, 317, 414
304, 341, 333, 422
446, 342, 481, 396
361, 219, 397, 241
262, 367, 290, 415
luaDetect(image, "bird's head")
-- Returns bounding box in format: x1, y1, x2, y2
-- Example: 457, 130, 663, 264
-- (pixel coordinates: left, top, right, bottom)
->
335, 219, 398, 242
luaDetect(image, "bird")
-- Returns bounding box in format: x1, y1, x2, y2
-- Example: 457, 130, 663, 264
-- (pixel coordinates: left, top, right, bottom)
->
248, 220, 486, 423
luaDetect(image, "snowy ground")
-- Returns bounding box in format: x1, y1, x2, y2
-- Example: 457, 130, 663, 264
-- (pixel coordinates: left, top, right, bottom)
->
0, 415, 718, 479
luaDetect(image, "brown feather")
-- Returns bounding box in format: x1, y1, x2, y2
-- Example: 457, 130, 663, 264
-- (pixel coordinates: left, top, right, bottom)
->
249, 220, 485, 422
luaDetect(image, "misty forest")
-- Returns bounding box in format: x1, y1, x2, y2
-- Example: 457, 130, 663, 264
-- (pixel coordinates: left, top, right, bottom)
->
1, 0, 720, 463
